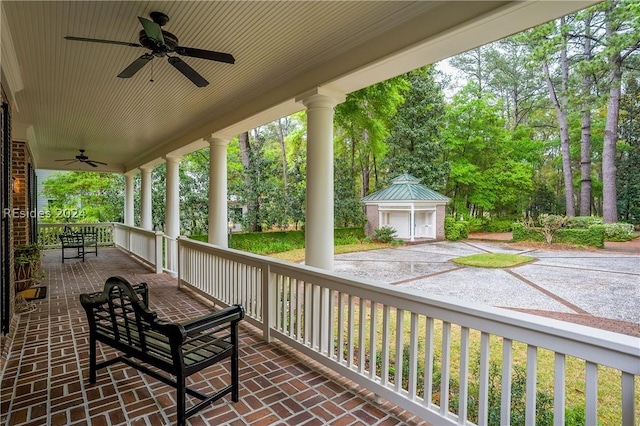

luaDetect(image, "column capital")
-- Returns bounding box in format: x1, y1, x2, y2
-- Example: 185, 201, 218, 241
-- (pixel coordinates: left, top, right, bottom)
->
163, 154, 182, 163
124, 169, 138, 177
205, 135, 231, 147
139, 164, 154, 173
296, 87, 346, 108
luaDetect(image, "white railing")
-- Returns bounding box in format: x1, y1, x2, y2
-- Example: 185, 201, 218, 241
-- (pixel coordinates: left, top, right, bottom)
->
113, 223, 163, 274
38, 223, 114, 248
178, 237, 639, 426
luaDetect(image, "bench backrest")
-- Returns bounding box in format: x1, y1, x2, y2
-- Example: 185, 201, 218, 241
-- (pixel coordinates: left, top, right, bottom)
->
80, 276, 185, 371
60, 233, 84, 246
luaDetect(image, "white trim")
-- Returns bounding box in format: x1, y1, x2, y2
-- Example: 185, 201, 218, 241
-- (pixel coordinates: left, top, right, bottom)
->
1, 4, 24, 109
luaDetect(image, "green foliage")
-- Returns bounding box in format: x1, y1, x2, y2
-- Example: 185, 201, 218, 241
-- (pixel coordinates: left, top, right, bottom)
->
193, 227, 365, 255
603, 222, 635, 241
383, 66, 449, 190
445, 216, 469, 241
513, 222, 605, 248
484, 218, 515, 233
372, 226, 397, 243
522, 214, 569, 244
566, 216, 603, 229
41, 171, 124, 223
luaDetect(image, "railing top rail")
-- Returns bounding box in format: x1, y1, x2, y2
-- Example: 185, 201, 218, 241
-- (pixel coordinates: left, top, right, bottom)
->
178, 235, 640, 373
38, 222, 114, 227
113, 223, 160, 236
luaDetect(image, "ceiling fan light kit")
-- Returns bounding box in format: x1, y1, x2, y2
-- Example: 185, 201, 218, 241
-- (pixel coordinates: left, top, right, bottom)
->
65, 11, 235, 87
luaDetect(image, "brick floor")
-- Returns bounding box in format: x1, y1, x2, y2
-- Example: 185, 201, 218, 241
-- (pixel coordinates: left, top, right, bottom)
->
1, 248, 429, 426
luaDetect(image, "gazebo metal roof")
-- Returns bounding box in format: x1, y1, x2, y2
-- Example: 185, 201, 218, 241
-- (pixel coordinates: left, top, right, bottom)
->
361, 174, 450, 202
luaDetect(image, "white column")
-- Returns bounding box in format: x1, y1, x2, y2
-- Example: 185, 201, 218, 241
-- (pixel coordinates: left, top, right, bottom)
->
164, 155, 182, 273
140, 166, 153, 230
410, 204, 415, 242
297, 88, 345, 270
124, 172, 135, 226
164, 155, 182, 238
206, 137, 230, 247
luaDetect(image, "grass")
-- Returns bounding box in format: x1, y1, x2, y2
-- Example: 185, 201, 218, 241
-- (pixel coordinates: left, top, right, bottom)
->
269, 241, 392, 263
452, 253, 535, 268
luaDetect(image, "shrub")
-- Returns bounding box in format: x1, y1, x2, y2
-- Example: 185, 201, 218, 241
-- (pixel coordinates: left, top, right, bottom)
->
521, 214, 569, 244
485, 218, 515, 233
604, 222, 635, 241
373, 226, 397, 243
512, 222, 605, 248
445, 217, 469, 241
566, 216, 603, 229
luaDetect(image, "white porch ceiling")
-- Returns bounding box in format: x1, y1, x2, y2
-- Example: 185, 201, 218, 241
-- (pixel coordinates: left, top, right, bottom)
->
2, 1, 597, 173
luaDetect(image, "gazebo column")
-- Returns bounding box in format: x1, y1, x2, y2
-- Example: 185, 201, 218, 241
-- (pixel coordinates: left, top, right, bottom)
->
140, 166, 153, 230
206, 136, 230, 247
297, 88, 345, 270
410, 204, 415, 242
124, 171, 136, 226
164, 155, 182, 273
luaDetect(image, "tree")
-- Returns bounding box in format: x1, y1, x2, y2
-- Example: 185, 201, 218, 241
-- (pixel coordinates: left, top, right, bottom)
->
600, 0, 640, 222
618, 77, 640, 224
383, 66, 449, 190
335, 76, 409, 198
41, 171, 124, 223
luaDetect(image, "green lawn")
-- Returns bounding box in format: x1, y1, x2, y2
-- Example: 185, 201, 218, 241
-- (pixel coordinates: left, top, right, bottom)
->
452, 253, 535, 268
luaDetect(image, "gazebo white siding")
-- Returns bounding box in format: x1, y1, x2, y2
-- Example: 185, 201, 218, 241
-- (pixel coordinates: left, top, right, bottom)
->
362, 174, 449, 241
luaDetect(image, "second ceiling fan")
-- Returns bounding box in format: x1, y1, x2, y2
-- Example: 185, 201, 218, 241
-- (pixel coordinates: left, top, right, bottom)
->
65, 11, 235, 87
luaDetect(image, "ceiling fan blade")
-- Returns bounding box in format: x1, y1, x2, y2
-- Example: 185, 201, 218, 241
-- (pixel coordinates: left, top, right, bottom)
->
175, 46, 235, 64
55, 158, 77, 162
168, 57, 209, 87
89, 160, 108, 165
65, 36, 141, 48
138, 16, 164, 45
85, 161, 99, 168
117, 54, 153, 78
64, 160, 78, 165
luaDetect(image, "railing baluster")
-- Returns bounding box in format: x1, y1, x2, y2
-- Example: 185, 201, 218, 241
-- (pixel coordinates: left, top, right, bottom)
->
440, 321, 451, 416
395, 309, 404, 393
347, 295, 355, 369
358, 298, 367, 374
621, 371, 635, 426
424, 317, 434, 408
408, 313, 419, 400
369, 303, 378, 379
478, 332, 490, 426
381, 305, 390, 387
458, 326, 469, 424
526, 345, 538, 425
337, 292, 345, 363
585, 361, 598, 425
554, 352, 566, 426
327, 289, 335, 358
501, 338, 513, 426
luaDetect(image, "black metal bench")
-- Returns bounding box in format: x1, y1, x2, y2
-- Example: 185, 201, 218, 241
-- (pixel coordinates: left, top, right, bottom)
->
79, 276, 244, 426
59, 228, 98, 262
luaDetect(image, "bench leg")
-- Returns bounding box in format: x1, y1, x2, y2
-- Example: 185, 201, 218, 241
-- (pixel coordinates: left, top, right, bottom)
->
89, 335, 97, 384
231, 326, 239, 402
177, 373, 186, 426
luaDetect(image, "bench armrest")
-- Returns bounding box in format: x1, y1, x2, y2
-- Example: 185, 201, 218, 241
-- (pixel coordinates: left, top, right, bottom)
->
181, 304, 244, 335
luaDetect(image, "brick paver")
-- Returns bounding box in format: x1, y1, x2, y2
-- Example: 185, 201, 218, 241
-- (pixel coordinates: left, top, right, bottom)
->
1, 248, 427, 426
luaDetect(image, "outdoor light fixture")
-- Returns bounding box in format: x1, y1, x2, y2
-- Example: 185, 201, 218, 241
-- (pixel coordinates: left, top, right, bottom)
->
227, 221, 234, 247
12, 177, 18, 193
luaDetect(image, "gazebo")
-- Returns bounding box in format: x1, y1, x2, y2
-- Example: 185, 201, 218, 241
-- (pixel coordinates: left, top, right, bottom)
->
362, 174, 450, 241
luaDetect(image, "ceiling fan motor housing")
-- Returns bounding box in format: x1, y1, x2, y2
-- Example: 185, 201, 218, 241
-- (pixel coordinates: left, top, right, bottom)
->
139, 30, 178, 54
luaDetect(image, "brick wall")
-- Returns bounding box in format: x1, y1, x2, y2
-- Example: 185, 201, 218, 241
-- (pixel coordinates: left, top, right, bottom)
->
12, 141, 30, 246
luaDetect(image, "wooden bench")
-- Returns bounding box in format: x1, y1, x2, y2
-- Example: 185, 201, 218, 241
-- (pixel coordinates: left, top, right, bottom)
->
59, 227, 98, 262
79, 276, 244, 426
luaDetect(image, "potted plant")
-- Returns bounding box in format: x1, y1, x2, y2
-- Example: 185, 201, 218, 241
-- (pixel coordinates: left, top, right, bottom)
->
14, 243, 45, 310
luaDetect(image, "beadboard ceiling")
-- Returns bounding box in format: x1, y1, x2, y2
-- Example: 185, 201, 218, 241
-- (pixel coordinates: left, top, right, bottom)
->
2, 1, 596, 173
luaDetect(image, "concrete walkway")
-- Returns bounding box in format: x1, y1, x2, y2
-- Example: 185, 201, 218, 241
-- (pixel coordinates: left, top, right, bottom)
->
333, 236, 640, 337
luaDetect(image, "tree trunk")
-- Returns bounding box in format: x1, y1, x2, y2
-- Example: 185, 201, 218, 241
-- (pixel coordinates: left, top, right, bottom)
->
277, 118, 288, 216
602, 62, 621, 223
579, 14, 594, 216
543, 55, 574, 216
602, 3, 624, 224
238, 131, 261, 232
239, 131, 250, 170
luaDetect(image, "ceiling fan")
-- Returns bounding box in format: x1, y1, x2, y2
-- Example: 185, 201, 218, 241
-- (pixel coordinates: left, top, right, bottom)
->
55, 150, 108, 168
65, 11, 235, 87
